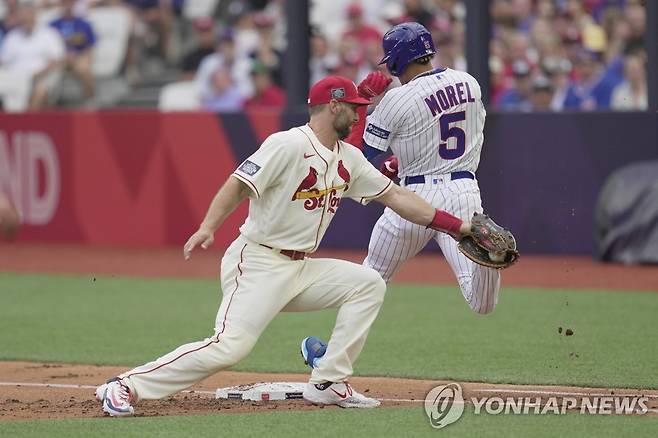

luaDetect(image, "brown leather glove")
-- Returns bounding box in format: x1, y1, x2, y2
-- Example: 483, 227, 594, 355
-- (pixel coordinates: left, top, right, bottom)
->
458, 213, 519, 269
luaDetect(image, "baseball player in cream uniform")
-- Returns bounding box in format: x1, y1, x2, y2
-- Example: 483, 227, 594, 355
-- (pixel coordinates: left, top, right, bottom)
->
95, 75, 472, 415
352, 23, 501, 315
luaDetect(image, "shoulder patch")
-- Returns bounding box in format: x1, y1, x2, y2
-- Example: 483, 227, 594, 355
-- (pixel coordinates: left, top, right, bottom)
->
365, 123, 390, 140
238, 160, 261, 176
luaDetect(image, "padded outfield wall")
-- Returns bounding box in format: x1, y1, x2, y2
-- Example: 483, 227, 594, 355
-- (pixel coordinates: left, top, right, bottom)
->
0, 111, 655, 255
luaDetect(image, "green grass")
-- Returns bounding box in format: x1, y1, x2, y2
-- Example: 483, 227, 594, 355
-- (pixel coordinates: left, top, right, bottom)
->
1, 272, 656, 388
0, 407, 656, 438
1, 272, 657, 436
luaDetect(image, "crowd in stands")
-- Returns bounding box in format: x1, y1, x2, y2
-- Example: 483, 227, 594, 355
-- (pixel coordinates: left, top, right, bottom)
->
0, 0, 648, 112
490, 0, 648, 111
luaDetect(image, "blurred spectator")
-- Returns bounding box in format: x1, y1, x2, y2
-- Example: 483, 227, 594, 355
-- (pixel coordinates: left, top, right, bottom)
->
124, 0, 174, 62
180, 17, 216, 80
310, 31, 339, 85
50, 0, 97, 102
244, 60, 285, 109
491, 0, 647, 111
248, 12, 283, 86
0, 0, 20, 36
611, 50, 647, 110
541, 56, 572, 111
342, 3, 382, 46
528, 75, 554, 111
201, 68, 244, 112
196, 29, 252, 109
401, 0, 433, 28
0, 1, 65, 110
563, 50, 608, 110
497, 59, 533, 111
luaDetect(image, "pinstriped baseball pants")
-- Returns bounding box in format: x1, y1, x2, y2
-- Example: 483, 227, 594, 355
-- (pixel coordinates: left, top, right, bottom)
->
364, 177, 500, 314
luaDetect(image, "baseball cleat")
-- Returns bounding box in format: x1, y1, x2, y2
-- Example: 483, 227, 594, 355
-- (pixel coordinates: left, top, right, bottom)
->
300, 336, 327, 369
96, 378, 134, 417
303, 381, 380, 408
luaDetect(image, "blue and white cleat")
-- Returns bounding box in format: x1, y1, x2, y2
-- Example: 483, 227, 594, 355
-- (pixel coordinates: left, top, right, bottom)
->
300, 336, 327, 369
95, 378, 134, 417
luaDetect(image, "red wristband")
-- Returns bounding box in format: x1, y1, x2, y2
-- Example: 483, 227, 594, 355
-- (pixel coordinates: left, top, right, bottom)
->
428, 210, 463, 236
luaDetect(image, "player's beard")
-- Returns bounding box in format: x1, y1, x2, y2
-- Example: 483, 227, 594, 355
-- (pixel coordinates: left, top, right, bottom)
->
333, 110, 352, 140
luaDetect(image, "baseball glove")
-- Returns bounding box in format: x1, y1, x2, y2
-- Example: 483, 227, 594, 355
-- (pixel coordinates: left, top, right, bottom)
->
458, 213, 519, 269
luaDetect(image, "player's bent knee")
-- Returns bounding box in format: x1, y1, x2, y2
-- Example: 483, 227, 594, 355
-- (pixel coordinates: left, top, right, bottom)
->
366, 270, 387, 304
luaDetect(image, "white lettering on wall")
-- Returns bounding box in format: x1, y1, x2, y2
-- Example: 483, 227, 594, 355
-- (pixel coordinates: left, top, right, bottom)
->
0, 131, 61, 225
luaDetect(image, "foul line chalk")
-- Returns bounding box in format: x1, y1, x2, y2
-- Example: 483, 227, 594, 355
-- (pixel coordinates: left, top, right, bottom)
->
0, 381, 656, 414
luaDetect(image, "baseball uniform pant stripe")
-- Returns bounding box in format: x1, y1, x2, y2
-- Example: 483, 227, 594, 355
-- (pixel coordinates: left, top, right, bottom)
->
118, 244, 248, 397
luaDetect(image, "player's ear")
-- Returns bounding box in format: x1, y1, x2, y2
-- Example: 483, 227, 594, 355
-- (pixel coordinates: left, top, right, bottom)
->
329, 99, 340, 114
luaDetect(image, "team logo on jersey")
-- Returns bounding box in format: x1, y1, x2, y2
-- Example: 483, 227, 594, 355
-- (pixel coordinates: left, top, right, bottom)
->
366, 123, 390, 140
238, 160, 261, 176
292, 167, 319, 201
331, 87, 346, 99
337, 160, 351, 189
291, 163, 350, 214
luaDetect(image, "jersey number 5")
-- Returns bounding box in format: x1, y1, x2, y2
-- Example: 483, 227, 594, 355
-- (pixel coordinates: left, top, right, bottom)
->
438, 111, 466, 160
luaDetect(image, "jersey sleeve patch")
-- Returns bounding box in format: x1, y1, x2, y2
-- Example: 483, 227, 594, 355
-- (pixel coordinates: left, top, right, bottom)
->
365, 123, 390, 140
238, 160, 261, 176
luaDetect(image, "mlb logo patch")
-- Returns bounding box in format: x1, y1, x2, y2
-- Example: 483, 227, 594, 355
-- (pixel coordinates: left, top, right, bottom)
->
366, 123, 391, 140
238, 160, 261, 176
331, 87, 346, 99
423, 38, 431, 50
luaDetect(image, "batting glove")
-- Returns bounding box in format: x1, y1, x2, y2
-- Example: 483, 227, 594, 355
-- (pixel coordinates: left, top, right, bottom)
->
357, 71, 392, 99
379, 155, 398, 180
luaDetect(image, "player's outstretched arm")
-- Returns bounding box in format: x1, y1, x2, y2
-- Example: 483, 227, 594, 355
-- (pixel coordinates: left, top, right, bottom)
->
375, 184, 471, 238
183, 176, 250, 260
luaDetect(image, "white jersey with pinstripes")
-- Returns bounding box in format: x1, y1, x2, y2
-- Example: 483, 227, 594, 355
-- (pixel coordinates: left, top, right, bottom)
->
363, 68, 485, 178
362, 67, 501, 315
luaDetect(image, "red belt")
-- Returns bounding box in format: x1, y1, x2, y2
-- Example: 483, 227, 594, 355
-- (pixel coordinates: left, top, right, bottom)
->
260, 244, 307, 260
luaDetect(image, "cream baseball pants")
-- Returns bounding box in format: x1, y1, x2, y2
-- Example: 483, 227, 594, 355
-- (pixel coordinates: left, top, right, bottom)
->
118, 235, 386, 400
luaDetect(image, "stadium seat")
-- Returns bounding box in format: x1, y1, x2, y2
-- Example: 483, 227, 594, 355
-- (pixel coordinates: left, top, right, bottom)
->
87, 7, 131, 77
158, 81, 201, 111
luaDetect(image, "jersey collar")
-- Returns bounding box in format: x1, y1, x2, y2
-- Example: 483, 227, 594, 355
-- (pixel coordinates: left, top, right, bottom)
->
410, 67, 447, 83
300, 124, 337, 162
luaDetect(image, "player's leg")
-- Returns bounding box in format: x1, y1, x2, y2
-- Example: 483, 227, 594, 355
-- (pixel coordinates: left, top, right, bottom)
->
436, 181, 500, 314
114, 239, 301, 400
436, 232, 500, 314
282, 258, 386, 385
364, 206, 434, 282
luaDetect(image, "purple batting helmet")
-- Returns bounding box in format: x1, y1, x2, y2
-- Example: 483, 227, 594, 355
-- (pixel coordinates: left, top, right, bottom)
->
379, 22, 436, 77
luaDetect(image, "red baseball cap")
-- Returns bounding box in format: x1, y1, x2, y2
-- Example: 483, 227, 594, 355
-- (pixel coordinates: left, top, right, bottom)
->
307, 76, 371, 107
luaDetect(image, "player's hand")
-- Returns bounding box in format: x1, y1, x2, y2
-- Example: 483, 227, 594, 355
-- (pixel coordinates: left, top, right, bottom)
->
357, 71, 392, 99
456, 221, 472, 240
183, 227, 214, 260
0, 195, 20, 239
379, 155, 398, 180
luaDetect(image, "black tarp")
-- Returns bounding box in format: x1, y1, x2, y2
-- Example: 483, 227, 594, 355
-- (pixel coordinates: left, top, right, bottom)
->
595, 161, 658, 264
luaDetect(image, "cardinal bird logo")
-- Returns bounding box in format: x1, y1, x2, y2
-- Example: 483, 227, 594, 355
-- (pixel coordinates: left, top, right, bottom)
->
292, 167, 318, 200
337, 160, 350, 189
